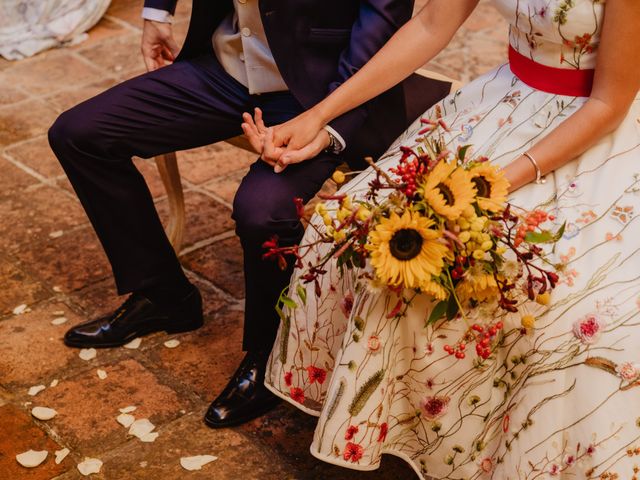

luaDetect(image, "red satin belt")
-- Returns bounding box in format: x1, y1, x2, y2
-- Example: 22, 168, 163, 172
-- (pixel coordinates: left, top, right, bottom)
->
508, 45, 594, 97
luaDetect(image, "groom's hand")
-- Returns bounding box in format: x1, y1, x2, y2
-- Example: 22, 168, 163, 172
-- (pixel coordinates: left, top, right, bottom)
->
242, 108, 286, 167
141, 20, 179, 72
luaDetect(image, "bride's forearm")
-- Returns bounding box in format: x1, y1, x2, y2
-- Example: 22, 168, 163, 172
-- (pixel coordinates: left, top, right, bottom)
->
314, 0, 480, 125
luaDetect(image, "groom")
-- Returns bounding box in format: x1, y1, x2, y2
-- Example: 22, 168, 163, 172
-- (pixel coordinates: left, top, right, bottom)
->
48, 0, 450, 427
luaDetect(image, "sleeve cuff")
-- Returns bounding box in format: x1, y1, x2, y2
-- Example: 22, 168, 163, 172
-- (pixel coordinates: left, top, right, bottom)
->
142, 7, 174, 23
323, 125, 346, 152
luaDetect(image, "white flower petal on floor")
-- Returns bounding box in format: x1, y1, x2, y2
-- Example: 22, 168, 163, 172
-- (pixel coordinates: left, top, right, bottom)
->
54, 448, 70, 465
51, 317, 68, 325
140, 432, 159, 443
79, 348, 97, 361
31, 406, 57, 420
96, 369, 107, 380
12, 304, 30, 315
123, 338, 142, 349
179, 455, 218, 471
49, 379, 59, 387
28, 385, 46, 396
77, 458, 103, 476
128, 418, 155, 439
116, 413, 135, 428
119, 406, 136, 414
52, 310, 65, 316
49, 230, 63, 238
16, 450, 48, 468
163, 339, 180, 349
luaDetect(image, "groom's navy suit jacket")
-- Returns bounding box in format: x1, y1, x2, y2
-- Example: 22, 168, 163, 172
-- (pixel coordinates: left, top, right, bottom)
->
144, 0, 451, 166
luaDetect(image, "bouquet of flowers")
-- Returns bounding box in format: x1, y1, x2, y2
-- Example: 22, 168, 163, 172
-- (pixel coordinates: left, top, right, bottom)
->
264, 122, 564, 361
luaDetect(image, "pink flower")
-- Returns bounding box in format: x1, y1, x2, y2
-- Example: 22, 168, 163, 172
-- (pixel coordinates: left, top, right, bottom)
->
564, 454, 575, 466
290, 387, 305, 403
572, 314, 605, 344
339, 291, 354, 318
377, 423, 388, 443
284, 371, 293, 387
343, 442, 364, 463
344, 425, 359, 440
425, 343, 434, 355
306, 365, 327, 385
549, 464, 560, 476
420, 395, 450, 420
367, 335, 382, 353
479, 458, 493, 473
616, 362, 640, 381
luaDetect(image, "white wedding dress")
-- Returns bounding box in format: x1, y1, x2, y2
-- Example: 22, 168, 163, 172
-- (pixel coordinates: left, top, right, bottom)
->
266, 1, 640, 478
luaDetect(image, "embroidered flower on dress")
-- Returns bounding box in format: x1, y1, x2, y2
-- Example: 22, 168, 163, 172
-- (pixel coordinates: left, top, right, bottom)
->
284, 371, 292, 387
572, 314, 606, 344
339, 291, 354, 318
306, 365, 327, 385
345, 425, 359, 441
549, 463, 560, 476
290, 387, 305, 403
367, 335, 382, 354
479, 457, 493, 473
378, 423, 388, 443
342, 442, 364, 463
616, 362, 640, 381
420, 395, 450, 420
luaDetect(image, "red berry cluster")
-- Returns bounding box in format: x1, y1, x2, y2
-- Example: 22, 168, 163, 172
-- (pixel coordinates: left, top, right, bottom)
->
514, 210, 554, 247
472, 321, 504, 359
444, 342, 466, 359
450, 255, 469, 280
389, 147, 428, 198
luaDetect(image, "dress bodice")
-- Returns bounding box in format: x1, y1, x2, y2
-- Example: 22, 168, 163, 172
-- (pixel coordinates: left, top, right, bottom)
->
492, 0, 605, 69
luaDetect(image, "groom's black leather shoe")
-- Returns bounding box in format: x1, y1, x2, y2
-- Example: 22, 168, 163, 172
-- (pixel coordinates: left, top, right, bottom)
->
204, 351, 280, 428
64, 286, 203, 348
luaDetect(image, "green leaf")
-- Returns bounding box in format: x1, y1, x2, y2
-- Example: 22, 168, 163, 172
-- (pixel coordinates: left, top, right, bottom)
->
446, 296, 460, 320
524, 230, 553, 244
427, 301, 448, 325
281, 295, 297, 309
296, 284, 307, 306
457, 145, 472, 161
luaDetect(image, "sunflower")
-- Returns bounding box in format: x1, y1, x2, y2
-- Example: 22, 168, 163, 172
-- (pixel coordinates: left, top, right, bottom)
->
367, 210, 448, 290
421, 161, 477, 221
468, 164, 510, 212
421, 279, 449, 300
456, 264, 500, 303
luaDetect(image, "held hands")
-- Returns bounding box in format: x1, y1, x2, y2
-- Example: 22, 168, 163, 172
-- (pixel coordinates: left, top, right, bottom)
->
242, 108, 330, 173
141, 20, 180, 72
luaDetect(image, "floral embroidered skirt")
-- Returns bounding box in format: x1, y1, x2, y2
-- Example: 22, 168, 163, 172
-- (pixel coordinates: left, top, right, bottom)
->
265, 63, 640, 479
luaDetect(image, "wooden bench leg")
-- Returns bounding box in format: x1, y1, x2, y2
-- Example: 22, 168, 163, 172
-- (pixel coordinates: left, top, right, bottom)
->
155, 152, 185, 254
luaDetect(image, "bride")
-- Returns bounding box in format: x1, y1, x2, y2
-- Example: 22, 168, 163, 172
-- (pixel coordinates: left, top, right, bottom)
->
244, 0, 640, 478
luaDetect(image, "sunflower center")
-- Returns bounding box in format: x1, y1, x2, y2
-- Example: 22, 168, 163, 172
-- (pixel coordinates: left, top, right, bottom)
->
436, 183, 456, 206
389, 229, 424, 261
472, 176, 492, 198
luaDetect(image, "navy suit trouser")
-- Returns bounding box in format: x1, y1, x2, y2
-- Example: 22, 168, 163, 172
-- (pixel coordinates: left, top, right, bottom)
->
48, 53, 342, 352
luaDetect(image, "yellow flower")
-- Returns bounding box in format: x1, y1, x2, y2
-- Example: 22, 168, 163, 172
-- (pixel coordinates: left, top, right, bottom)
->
521, 314, 536, 329
332, 170, 346, 184
421, 279, 448, 300
468, 164, 510, 212
535, 292, 551, 305
421, 161, 477, 221
315, 202, 328, 216
367, 210, 448, 290
456, 265, 500, 302
356, 206, 372, 222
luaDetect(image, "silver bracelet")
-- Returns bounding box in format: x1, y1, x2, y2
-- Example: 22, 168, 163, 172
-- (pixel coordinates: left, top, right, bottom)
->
523, 152, 546, 185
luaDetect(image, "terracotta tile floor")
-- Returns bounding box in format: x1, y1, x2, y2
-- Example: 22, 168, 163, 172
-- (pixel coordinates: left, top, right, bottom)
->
0, 1, 507, 479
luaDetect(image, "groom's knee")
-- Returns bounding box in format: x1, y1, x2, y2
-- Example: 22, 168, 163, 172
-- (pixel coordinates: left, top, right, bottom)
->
48, 104, 102, 162
232, 183, 302, 244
